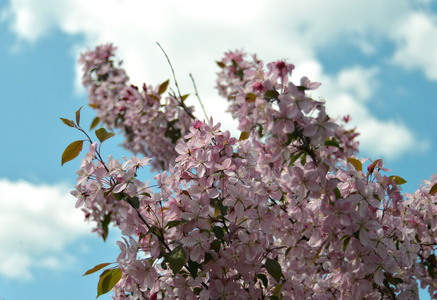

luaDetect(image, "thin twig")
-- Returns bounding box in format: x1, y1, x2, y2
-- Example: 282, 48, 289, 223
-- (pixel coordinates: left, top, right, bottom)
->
189, 73, 209, 120
131, 203, 208, 289
156, 43, 182, 98
156, 42, 196, 120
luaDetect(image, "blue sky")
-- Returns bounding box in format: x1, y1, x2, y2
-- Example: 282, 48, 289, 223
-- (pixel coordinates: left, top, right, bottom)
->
0, 0, 436, 299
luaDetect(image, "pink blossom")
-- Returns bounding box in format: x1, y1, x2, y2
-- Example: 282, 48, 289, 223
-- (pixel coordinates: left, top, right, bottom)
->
67, 46, 437, 299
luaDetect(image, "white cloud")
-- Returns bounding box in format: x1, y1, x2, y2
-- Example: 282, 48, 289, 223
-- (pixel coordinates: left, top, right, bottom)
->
391, 11, 437, 80
308, 65, 429, 160
357, 118, 430, 158
0, 0, 64, 42
1, 0, 433, 159
335, 66, 379, 102
0, 178, 91, 280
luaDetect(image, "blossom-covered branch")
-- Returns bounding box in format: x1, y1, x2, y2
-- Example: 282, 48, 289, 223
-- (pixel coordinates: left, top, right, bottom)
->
80, 44, 194, 171
63, 45, 437, 299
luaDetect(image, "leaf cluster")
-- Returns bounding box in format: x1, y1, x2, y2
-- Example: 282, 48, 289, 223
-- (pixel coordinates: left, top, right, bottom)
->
60, 107, 115, 166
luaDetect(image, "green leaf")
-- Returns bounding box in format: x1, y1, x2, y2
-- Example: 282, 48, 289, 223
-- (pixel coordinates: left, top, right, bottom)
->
347, 157, 362, 171
285, 247, 292, 257
213, 226, 224, 240
333, 187, 341, 200
139, 233, 146, 241
287, 129, 301, 144
342, 236, 351, 252
429, 263, 436, 279
388, 175, 407, 185
141, 192, 152, 198
101, 214, 111, 242
265, 257, 284, 283
113, 192, 125, 201
353, 230, 360, 239
300, 153, 307, 165
430, 183, 437, 195
289, 151, 302, 165
187, 259, 200, 278
210, 239, 221, 253
60, 118, 76, 128
382, 279, 396, 299
264, 90, 279, 101
385, 272, 404, 285
255, 273, 268, 288
129, 196, 140, 209
83, 263, 113, 276
219, 204, 228, 216
214, 204, 220, 217
61, 140, 84, 166
392, 277, 404, 285
75, 106, 83, 126
273, 283, 283, 297
96, 268, 122, 298
158, 79, 170, 95
146, 226, 157, 236
168, 246, 186, 275
161, 259, 167, 270
325, 140, 340, 148
166, 220, 182, 229
204, 252, 213, 264
95, 128, 115, 143
90, 116, 100, 130
428, 254, 436, 278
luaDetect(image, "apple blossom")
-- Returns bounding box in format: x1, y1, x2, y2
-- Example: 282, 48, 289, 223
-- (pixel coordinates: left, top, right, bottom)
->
61, 45, 437, 299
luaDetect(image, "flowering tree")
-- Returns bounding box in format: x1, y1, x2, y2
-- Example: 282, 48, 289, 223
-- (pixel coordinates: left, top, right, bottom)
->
61, 44, 437, 299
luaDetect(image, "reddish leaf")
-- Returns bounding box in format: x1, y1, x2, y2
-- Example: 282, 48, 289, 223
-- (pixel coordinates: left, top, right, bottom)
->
181, 94, 190, 102
389, 175, 407, 185
61, 140, 84, 166
60, 118, 76, 128
95, 128, 115, 143
83, 263, 113, 276
75, 106, 83, 126
216, 61, 226, 68
429, 183, 437, 195
149, 94, 160, 102
245, 93, 257, 102
97, 268, 122, 298
368, 158, 381, 174
347, 157, 362, 172
239, 131, 250, 141
90, 116, 100, 130
158, 79, 170, 95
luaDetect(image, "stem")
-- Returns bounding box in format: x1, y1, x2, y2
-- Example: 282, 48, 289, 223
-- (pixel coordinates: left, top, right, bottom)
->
132, 205, 172, 253
131, 203, 209, 289
156, 42, 197, 120
76, 125, 112, 176
189, 73, 209, 120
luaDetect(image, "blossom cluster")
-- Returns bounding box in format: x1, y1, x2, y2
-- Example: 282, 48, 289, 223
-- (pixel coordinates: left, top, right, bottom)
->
70, 46, 437, 299
80, 44, 193, 171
